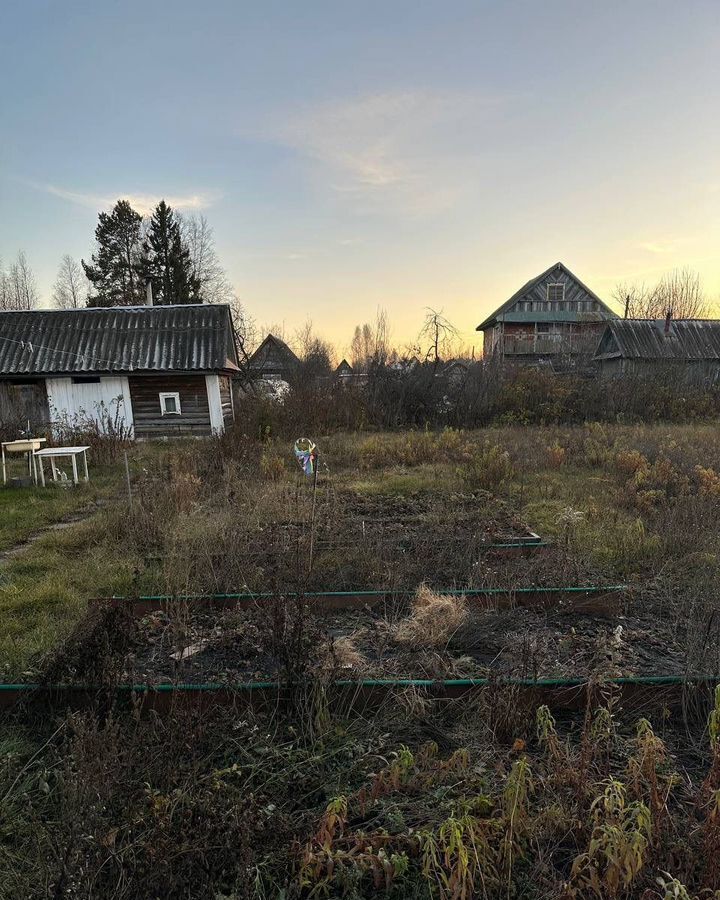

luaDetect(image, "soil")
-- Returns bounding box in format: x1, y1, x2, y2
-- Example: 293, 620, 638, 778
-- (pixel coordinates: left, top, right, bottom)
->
123, 595, 691, 685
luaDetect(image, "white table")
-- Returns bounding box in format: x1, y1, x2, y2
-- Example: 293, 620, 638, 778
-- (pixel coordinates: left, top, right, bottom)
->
2, 439, 46, 484
33, 446, 90, 487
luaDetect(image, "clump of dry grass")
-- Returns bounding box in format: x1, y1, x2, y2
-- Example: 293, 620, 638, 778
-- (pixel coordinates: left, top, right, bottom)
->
394, 584, 468, 648
326, 635, 366, 672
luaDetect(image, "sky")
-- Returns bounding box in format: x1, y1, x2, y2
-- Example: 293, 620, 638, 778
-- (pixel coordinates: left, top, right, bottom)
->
1, 0, 720, 356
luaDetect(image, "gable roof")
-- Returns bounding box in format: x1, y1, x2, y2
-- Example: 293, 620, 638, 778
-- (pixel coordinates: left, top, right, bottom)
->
595, 319, 720, 361
476, 262, 616, 331
0, 304, 239, 376
335, 358, 353, 374
248, 334, 300, 372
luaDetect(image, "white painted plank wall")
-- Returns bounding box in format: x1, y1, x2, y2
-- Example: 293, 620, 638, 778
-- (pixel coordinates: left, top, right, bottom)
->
46, 377, 134, 436
205, 374, 225, 434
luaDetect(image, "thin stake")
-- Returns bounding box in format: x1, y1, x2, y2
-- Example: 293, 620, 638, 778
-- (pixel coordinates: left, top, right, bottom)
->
308, 449, 319, 574
124, 452, 133, 508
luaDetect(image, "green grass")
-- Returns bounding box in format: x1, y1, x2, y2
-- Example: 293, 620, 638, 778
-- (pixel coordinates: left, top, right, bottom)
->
0, 507, 156, 678
346, 465, 461, 496
0, 466, 121, 552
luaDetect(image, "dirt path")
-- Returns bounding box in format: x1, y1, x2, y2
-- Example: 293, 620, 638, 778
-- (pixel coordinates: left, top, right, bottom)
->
0, 505, 105, 566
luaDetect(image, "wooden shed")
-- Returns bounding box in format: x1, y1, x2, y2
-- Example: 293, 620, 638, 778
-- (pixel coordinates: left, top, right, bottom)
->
594, 318, 720, 382
0, 304, 239, 438
248, 334, 299, 381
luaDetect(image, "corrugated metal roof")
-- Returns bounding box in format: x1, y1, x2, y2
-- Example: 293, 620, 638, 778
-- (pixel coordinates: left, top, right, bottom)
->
0, 304, 239, 375
596, 319, 720, 360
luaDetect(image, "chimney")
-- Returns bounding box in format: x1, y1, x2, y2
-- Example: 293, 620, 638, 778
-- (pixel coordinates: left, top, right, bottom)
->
624, 295, 630, 319
664, 308, 672, 334
145, 277, 153, 306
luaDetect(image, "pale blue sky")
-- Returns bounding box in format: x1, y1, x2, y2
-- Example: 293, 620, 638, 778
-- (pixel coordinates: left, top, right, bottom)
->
2, 0, 719, 351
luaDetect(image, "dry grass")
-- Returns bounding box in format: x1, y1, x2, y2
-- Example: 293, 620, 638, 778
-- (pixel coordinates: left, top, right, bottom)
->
394, 584, 468, 649
324, 635, 366, 673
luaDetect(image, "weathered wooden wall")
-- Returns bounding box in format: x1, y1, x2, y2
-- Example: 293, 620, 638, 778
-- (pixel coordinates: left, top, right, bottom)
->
128, 374, 211, 438
511, 266, 605, 316
0, 380, 49, 433
598, 357, 720, 383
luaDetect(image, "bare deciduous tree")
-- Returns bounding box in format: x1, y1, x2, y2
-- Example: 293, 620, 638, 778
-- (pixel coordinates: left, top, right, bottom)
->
52, 255, 88, 309
612, 267, 710, 319
0, 251, 39, 310
418, 307, 458, 366
349, 308, 391, 370
180, 214, 234, 304
293, 318, 335, 374
179, 212, 255, 365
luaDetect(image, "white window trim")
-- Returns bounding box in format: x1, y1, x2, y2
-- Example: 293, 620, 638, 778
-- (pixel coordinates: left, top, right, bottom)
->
546, 283, 565, 303
159, 391, 181, 416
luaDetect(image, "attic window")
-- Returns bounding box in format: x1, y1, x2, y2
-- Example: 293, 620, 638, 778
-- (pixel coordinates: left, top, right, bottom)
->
71, 376, 101, 384
159, 392, 181, 415
547, 283, 565, 304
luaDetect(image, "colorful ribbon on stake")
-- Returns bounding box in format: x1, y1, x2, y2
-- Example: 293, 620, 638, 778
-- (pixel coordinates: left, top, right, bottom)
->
294, 438, 317, 477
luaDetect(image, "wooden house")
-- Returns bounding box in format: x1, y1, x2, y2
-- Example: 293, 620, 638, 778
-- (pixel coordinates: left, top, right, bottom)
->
594, 317, 720, 381
0, 304, 239, 438
477, 262, 616, 366
335, 359, 354, 378
248, 334, 300, 381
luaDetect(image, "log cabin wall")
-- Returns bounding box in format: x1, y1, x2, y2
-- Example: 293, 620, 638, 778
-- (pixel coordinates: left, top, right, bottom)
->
128, 374, 212, 439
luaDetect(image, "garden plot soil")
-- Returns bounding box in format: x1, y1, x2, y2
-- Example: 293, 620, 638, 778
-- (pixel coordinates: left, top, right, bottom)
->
123, 596, 691, 685
241, 489, 574, 592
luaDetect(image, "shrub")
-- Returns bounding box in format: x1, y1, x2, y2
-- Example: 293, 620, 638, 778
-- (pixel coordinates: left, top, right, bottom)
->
546, 443, 567, 467
51, 400, 133, 465
695, 465, 720, 499
614, 449, 648, 477
457, 444, 514, 492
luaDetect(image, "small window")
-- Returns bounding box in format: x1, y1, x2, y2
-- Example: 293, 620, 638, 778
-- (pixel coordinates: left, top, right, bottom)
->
159, 392, 181, 415
547, 283, 565, 304
72, 376, 101, 384
537, 323, 550, 333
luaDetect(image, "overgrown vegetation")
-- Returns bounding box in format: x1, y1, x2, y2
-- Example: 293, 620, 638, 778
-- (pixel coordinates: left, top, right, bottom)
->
2, 419, 720, 896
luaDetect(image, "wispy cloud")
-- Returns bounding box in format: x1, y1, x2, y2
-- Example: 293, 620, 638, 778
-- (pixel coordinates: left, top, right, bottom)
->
637, 240, 677, 254
26, 180, 219, 214
246, 89, 515, 215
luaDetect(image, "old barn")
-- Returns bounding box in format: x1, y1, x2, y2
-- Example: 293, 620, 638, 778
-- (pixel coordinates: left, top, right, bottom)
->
0, 304, 239, 438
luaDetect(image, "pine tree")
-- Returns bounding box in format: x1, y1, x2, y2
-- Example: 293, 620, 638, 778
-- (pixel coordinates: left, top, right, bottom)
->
82, 200, 145, 307
143, 200, 200, 305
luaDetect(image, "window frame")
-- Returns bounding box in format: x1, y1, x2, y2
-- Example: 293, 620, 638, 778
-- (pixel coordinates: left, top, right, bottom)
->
546, 283, 565, 304
159, 391, 182, 416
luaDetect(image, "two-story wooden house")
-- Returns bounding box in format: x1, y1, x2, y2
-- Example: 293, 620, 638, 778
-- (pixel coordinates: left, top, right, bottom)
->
477, 262, 617, 366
